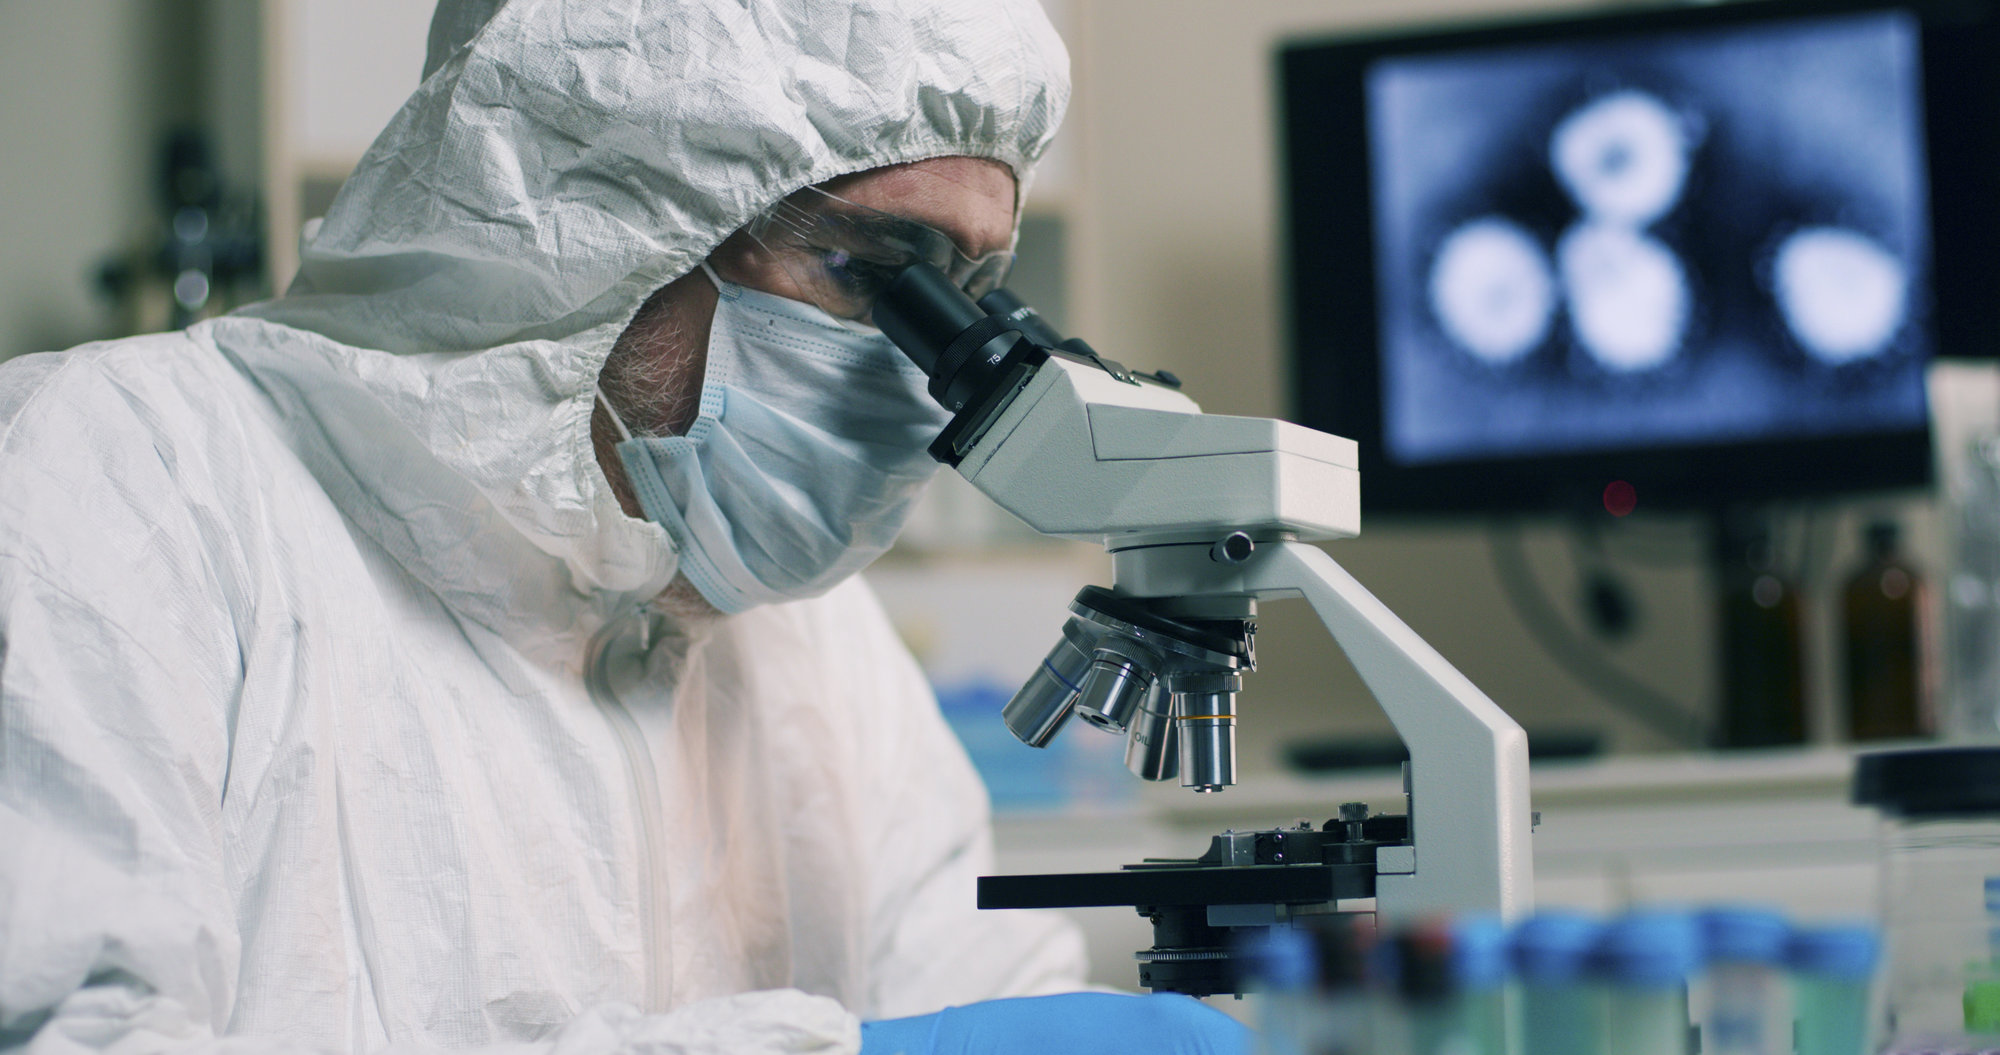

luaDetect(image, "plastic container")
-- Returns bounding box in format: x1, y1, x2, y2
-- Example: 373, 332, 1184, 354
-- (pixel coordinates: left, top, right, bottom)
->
1698, 907, 1792, 1055
1788, 925, 1880, 1055
1512, 912, 1605, 1055
1854, 746, 2000, 1051
1595, 911, 1701, 1055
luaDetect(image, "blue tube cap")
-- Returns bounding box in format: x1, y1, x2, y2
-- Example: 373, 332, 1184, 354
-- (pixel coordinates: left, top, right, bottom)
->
1451, 915, 1510, 990
1595, 911, 1702, 987
1786, 924, 1880, 981
1240, 927, 1316, 991
1700, 906, 1790, 965
1511, 911, 1602, 983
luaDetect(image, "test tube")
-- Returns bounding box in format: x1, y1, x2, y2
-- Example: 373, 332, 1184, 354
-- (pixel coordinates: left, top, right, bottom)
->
1242, 919, 1373, 1055
1594, 911, 1701, 1055
1699, 906, 1792, 1055
1308, 916, 1376, 1055
1375, 918, 1511, 1055
1449, 915, 1513, 1055
1511, 912, 1605, 1055
1244, 928, 1317, 1055
1787, 925, 1879, 1055
1970, 876, 2000, 1032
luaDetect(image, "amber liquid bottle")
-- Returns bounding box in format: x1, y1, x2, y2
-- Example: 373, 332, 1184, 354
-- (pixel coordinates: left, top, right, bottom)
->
1843, 520, 1934, 740
1717, 519, 1808, 748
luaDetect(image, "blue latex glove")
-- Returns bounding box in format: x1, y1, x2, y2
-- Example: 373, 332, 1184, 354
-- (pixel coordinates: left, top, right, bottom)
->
860, 993, 1251, 1055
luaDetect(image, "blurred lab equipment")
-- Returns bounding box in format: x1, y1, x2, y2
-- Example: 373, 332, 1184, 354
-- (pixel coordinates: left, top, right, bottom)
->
95, 128, 264, 333
1245, 907, 1876, 1055
1842, 519, 1935, 741
1715, 515, 1809, 750
870, 264, 1532, 996
1946, 434, 2000, 741
1854, 746, 2000, 1051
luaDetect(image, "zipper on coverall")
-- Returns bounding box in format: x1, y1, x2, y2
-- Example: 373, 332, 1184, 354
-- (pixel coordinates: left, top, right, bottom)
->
586, 609, 674, 1012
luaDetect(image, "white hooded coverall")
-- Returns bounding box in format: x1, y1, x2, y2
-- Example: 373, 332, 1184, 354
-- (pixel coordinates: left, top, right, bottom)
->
0, 1, 1084, 1052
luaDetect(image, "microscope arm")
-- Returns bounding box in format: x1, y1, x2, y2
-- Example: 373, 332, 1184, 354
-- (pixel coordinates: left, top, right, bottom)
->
1112, 540, 1535, 921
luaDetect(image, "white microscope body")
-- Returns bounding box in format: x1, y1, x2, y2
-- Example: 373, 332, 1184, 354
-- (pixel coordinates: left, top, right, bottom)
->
952, 352, 1535, 923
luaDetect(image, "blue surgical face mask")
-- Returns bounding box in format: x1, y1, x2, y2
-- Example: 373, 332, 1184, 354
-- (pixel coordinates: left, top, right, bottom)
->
602, 263, 952, 614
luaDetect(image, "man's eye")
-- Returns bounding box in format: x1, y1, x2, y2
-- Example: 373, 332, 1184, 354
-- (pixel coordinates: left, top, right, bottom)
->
820, 250, 899, 293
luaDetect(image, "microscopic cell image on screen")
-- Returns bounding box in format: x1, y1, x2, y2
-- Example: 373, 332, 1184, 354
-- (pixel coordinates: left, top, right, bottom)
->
1364, 10, 1932, 467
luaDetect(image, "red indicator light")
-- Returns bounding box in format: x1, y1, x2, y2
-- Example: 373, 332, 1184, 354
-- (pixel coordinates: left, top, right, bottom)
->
1603, 480, 1638, 517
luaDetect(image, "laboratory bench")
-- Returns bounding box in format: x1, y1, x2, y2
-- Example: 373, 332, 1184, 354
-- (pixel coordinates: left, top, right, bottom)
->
990, 747, 1879, 990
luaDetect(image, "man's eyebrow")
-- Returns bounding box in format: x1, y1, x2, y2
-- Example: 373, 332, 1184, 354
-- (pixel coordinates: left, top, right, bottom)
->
840, 212, 938, 252
827, 207, 993, 261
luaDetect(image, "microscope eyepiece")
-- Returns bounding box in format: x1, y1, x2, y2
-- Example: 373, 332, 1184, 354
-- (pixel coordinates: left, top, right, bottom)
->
874, 263, 986, 377
975, 288, 1067, 349
875, 263, 1040, 414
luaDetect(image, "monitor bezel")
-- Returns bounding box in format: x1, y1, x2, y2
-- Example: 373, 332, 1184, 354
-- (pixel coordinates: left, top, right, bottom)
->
1279, 0, 1999, 515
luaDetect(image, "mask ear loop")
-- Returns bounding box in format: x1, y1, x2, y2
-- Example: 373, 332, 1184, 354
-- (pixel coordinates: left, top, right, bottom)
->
597, 386, 636, 443
593, 386, 657, 649
696, 259, 729, 294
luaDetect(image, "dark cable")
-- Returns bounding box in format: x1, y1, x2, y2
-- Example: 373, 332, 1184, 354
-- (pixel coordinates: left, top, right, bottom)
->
1487, 521, 1710, 746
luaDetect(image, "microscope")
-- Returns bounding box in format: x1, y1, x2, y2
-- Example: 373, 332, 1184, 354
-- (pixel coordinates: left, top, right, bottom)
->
874, 264, 1535, 997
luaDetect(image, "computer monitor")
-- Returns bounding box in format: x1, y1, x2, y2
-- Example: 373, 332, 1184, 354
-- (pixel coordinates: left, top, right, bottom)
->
1281, 0, 2000, 516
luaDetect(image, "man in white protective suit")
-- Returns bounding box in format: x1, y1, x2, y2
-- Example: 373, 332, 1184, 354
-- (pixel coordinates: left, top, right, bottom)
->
0, 1, 1252, 1054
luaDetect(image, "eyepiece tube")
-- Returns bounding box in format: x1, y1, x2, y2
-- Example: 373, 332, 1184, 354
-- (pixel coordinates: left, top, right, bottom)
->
875, 263, 987, 378
976, 288, 1066, 348
1172, 672, 1240, 792
1124, 685, 1179, 781
1000, 620, 1095, 748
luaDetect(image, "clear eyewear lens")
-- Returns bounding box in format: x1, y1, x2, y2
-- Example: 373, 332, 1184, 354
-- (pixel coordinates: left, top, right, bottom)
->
751, 187, 1014, 321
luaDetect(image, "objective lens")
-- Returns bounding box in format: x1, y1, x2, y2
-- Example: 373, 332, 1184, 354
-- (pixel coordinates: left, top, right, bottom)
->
1172, 672, 1241, 792
1000, 620, 1095, 748
1073, 648, 1157, 733
1124, 685, 1179, 781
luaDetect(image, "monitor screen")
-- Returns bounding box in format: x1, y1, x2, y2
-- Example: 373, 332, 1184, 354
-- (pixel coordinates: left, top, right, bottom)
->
1283, 0, 2000, 515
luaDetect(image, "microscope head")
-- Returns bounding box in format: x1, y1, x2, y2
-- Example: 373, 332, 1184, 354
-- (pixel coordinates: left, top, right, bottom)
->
875, 263, 1362, 792
873, 262, 1360, 549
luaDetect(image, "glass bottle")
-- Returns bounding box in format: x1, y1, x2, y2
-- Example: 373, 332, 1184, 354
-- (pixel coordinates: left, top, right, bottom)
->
1717, 518, 1808, 748
1844, 519, 1934, 741
1855, 746, 2000, 1052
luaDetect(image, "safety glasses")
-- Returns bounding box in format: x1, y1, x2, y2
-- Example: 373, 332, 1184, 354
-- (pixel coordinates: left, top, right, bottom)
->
741, 185, 1015, 323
